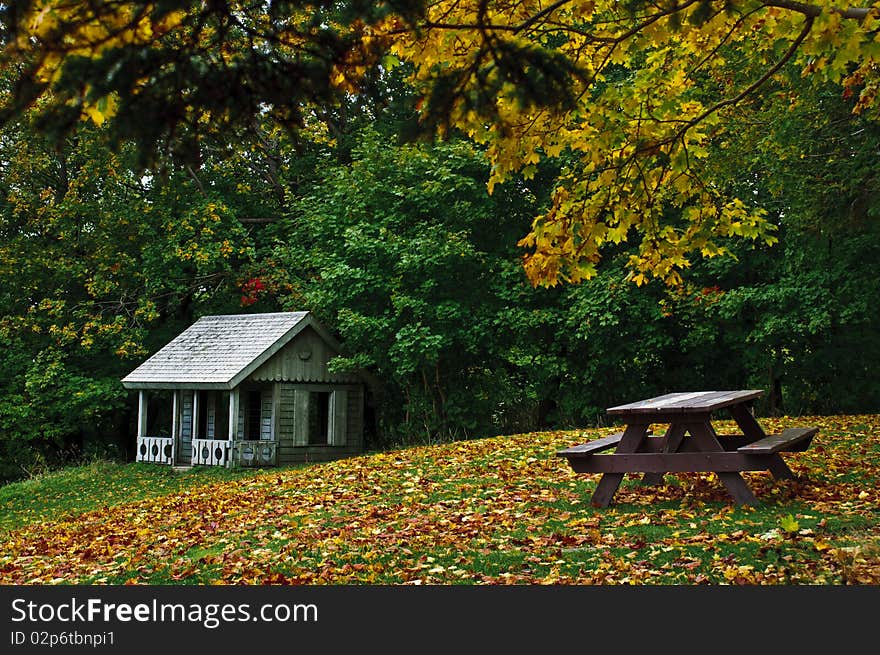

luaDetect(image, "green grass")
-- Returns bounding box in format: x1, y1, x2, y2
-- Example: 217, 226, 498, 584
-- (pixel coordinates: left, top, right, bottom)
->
0, 460, 266, 535
0, 417, 878, 585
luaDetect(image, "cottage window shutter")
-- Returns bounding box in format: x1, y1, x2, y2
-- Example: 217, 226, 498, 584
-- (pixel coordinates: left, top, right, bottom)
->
206, 393, 216, 439
294, 389, 309, 446
329, 389, 347, 446
260, 390, 273, 440
236, 397, 245, 440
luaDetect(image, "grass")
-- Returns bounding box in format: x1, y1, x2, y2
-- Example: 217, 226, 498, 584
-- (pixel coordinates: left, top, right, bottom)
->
0, 460, 266, 535
0, 414, 878, 585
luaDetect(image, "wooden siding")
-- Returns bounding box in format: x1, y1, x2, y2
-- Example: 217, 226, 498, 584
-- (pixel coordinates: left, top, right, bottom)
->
294, 388, 309, 446
346, 386, 364, 451
278, 444, 363, 465
278, 384, 296, 446
275, 382, 364, 465
248, 326, 359, 384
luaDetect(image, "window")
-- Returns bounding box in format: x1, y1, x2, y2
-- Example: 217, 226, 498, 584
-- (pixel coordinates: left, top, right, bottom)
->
308, 391, 330, 445
293, 387, 346, 447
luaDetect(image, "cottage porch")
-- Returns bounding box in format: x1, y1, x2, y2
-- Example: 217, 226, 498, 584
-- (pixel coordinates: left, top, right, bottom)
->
135, 386, 279, 468
135, 382, 351, 468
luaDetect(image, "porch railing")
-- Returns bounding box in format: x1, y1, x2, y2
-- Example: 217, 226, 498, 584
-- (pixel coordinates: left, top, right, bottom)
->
233, 440, 277, 467
136, 436, 173, 464
192, 438, 231, 467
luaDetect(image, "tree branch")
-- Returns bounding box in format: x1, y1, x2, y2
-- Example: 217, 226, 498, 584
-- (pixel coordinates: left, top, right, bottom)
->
685, 14, 816, 130
634, 13, 816, 158
765, 2, 873, 20
185, 164, 207, 197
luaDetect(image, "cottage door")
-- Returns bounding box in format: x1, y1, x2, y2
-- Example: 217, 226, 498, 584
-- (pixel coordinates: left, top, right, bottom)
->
243, 387, 274, 441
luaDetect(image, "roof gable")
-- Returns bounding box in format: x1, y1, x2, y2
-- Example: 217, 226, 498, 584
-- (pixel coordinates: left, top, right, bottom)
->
121, 311, 340, 389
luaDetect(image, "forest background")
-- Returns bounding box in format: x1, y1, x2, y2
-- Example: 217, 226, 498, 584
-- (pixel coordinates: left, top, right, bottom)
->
1, 1, 879, 483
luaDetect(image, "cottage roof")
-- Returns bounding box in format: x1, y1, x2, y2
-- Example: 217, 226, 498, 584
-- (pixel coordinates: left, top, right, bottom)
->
122, 311, 339, 390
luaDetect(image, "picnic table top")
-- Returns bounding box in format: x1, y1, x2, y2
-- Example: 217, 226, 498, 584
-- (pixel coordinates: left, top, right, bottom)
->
606, 390, 764, 416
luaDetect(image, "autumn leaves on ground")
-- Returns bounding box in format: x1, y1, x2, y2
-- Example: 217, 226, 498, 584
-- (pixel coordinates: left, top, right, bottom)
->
1, 416, 878, 585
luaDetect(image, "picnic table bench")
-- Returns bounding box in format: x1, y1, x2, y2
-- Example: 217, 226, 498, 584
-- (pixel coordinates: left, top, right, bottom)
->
557, 390, 818, 506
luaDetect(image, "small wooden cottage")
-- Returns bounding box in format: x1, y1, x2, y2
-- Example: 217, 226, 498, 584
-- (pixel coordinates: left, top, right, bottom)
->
122, 311, 369, 468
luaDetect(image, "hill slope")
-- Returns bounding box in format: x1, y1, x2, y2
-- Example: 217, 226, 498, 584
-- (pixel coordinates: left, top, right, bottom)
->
1, 416, 878, 584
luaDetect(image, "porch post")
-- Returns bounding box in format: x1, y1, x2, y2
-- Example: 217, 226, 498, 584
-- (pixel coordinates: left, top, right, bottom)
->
228, 388, 239, 442
137, 391, 148, 438
227, 387, 239, 469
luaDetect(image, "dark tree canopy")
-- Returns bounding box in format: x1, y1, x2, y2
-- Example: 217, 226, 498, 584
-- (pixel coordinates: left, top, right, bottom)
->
0, 1, 426, 164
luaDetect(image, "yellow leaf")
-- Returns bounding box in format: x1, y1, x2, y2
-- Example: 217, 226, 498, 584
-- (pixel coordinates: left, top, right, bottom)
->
83, 94, 118, 126
780, 514, 800, 534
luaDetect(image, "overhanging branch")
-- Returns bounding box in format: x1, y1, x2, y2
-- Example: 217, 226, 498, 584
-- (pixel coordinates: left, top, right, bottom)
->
765, 2, 874, 20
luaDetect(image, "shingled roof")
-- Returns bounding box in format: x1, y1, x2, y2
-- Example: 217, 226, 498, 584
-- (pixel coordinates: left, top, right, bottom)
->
122, 311, 338, 390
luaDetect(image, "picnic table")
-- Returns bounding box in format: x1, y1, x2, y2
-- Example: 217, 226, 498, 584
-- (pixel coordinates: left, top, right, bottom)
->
557, 390, 818, 506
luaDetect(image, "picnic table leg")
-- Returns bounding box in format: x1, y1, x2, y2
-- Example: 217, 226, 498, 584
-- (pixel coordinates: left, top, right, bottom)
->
727, 404, 795, 481
642, 423, 687, 486
727, 403, 764, 440
688, 421, 758, 505
591, 423, 649, 507
765, 457, 796, 480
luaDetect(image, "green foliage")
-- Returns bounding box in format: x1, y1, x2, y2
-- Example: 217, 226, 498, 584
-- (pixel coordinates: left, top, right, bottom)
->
554, 270, 674, 425
0, 103, 267, 481
693, 70, 880, 414
273, 130, 556, 443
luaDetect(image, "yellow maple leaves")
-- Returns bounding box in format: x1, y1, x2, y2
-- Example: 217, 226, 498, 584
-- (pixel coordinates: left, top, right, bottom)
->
388, 0, 880, 286
9, 2, 188, 125
7, 1, 880, 287
82, 92, 118, 126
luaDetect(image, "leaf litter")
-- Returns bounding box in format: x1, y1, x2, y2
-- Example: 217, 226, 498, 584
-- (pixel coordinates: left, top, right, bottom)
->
0, 415, 877, 585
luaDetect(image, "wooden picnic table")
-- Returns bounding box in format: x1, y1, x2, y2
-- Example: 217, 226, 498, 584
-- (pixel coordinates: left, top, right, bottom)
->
557, 390, 818, 506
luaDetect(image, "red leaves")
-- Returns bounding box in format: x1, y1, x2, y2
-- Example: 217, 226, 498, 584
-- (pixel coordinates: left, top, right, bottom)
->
240, 277, 266, 306
0, 415, 877, 584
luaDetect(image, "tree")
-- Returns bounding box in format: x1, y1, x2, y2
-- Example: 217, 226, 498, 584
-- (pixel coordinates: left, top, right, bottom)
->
270, 129, 558, 442
0, 1, 422, 164
4, 2, 879, 284
391, 1, 880, 285
695, 72, 880, 414
0, 97, 265, 480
